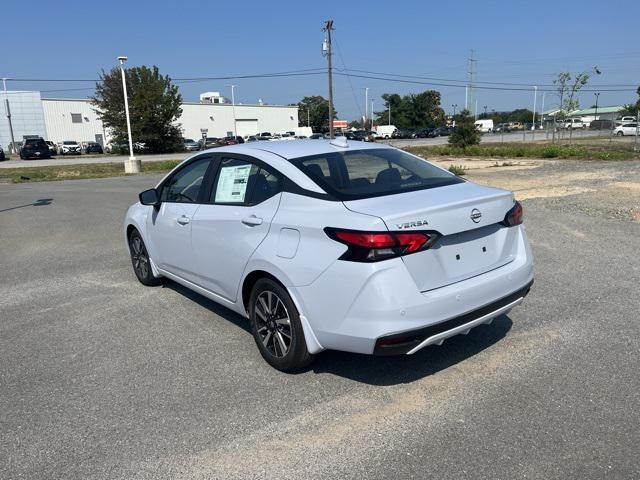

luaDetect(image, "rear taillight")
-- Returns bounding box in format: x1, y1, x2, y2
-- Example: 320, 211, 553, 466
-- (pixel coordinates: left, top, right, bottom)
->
325, 228, 440, 262
502, 201, 523, 227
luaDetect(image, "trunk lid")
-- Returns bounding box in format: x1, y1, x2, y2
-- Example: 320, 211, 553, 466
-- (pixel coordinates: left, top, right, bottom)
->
343, 182, 518, 291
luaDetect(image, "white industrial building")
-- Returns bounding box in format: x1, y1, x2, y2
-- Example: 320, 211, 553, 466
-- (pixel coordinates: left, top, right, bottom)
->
0, 90, 299, 150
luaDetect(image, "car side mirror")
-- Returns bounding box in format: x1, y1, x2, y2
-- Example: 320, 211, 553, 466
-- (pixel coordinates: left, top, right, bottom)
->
139, 188, 160, 208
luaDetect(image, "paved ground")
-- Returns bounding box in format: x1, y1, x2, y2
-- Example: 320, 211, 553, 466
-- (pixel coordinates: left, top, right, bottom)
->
1, 159, 639, 479
0, 129, 605, 168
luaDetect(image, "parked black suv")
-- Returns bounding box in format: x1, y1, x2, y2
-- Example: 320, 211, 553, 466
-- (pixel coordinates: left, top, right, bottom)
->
85, 142, 104, 154
20, 138, 51, 160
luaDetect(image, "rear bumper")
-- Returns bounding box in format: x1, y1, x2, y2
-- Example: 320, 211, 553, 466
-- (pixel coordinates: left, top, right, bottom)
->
373, 280, 532, 355
294, 224, 534, 355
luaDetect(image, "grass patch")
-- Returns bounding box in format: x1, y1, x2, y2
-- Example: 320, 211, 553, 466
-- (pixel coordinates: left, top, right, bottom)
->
405, 141, 640, 161
448, 164, 466, 176
0, 160, 181, 184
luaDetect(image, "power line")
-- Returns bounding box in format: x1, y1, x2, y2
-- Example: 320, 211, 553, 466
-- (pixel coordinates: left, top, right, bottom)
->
332, 72, 636, 92
339, 68, 639, 88
331, 32, 363, 119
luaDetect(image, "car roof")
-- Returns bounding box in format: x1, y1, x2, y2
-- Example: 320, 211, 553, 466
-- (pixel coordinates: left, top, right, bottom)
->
205, 139, 391, 160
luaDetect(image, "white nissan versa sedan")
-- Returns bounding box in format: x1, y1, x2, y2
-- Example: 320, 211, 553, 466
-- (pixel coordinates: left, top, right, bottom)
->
124, 139, 533, 371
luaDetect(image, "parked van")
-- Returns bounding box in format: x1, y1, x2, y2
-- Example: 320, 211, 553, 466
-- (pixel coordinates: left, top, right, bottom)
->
374, 125, 397, 139
474, 119, 494, 133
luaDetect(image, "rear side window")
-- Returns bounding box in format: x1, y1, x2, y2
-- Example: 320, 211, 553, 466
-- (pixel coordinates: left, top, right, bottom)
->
290, 148, 463, 200
210, 157, 281, 205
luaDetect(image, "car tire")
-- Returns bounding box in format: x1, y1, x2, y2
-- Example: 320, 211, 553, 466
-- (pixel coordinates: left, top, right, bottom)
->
617, 131, 624, 136
128, 229, 163, 286
249, 278, 314, 372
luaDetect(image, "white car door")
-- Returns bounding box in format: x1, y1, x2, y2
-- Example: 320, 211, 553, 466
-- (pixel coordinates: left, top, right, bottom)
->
624, 123, 637, 135
190, 155, 283, 301
146, 156, 213, 282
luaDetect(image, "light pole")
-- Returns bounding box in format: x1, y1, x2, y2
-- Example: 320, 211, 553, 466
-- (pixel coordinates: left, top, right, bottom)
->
387, 100, 391, 125
118, 56, 140, 173
230, 85, 237, 137
370, 99, 374, 130
594, 92, 600, 127
452, 104, 457, 117
483, 105, 488, 119
532, 86, 538, 133
2, 78, 17, 156
540, 92, 546, 132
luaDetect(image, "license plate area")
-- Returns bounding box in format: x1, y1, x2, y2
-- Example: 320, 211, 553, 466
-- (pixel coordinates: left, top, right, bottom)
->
402, 224, 518, 292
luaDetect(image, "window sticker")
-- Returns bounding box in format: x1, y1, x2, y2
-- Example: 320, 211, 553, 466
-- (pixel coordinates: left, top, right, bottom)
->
215, 164, 252, 203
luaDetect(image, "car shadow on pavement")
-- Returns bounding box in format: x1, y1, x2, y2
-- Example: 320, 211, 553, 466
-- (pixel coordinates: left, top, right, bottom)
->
161, 279, 512, 386
162, 281, 251, 334
309, 316, 513, 386
0, 198, 53, 213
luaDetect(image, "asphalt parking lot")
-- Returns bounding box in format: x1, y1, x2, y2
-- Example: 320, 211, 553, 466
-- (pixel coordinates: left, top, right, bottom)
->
1, 159, 639, 479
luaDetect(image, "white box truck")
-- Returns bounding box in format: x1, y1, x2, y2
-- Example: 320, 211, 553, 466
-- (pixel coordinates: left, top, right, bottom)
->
375, 125, 397, 139
474, 119, 494, 133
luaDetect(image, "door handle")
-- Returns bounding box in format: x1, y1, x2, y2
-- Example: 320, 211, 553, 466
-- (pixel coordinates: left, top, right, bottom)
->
177, 215, 190, 225
241, 215, 263, 226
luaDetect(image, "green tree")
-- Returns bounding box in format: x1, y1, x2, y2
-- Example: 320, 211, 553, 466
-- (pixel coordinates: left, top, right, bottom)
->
91, 65, 183, 153
622, 87, 640, 116
297, 96, 336, 132
375, 91, 445, 129
449, 109, 480, 148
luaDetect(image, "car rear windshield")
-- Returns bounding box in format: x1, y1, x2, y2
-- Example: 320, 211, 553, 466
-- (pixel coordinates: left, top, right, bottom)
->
24, 139, 46, 147
290, 148, 463, 200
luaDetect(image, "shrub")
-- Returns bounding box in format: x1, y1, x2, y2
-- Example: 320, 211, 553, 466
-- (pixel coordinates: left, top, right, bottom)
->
448, 164, 466, 176
448, 110, 481, 148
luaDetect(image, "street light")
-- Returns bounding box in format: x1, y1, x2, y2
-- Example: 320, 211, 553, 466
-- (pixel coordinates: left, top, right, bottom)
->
229, 85, 237, 137
594, 92, 600, 125
483, 105, 488, 118
117, 56, 140, 173
452, 104, 457, 117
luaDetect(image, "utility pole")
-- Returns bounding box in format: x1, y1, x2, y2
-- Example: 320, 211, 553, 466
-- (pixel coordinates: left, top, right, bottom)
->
483, 105, 488, 119
2, 78, 17, 156
307, 107, 310, 127
322, 20, 335, 139
364, 87, 369, 129
467, 49, 476, 117
388, 101, 391, 125
594, 92, 600, 134
635, 110, 639, 152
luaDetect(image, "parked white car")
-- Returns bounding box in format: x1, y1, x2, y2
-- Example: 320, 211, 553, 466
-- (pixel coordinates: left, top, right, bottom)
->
559, 118, 587, 129
613, 123, 638, 136
58, 140, 82, 155
616, 116, 636, 124
124, 140, 534, 371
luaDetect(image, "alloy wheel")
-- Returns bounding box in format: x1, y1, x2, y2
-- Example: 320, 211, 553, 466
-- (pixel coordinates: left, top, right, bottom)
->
130, 235, 149, 279
254, 290, 292, 358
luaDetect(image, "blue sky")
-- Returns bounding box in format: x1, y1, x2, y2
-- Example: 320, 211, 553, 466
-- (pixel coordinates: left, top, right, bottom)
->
2, 0, 639, 120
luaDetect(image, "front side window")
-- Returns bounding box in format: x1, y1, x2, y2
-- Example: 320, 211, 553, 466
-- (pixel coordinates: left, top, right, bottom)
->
211, 157, 281, 205
290, 148, 463, 200
161, 158, 210, 203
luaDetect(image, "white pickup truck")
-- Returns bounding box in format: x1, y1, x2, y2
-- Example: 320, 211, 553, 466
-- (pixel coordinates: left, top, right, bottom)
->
559, 118, 587, 129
